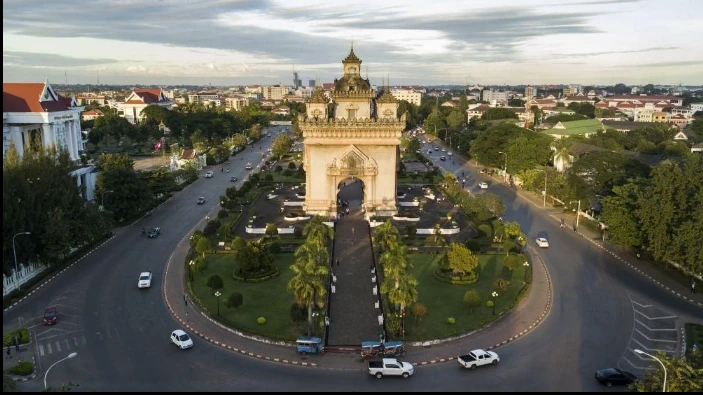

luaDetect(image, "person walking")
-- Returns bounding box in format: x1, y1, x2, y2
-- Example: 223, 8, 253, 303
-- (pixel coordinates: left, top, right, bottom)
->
692, 280, 697, 294
6, 346, 11, 359
336, 258, 340, 267
14, 336, 20, 352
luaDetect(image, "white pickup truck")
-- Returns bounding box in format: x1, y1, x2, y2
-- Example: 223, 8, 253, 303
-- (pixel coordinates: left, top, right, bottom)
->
138, 271, 153, 289
458, 349, 500, 370
368, 358, 414, 379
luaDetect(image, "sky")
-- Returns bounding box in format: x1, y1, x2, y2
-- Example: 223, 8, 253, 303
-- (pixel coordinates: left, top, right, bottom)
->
3, 0, 703, 86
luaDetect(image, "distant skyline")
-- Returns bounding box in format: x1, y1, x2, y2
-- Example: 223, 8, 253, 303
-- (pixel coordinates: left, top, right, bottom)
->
3, 0, 703, 86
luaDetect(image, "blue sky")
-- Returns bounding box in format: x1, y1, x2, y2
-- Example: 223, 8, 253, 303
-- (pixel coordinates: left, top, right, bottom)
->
3, 0, 702, 86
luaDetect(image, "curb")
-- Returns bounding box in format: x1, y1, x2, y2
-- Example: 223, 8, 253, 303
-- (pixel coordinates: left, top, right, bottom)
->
3, 236, 115, 313
8, 355, 37, 382
547, 214, 703, 308
411, 245, 554, 366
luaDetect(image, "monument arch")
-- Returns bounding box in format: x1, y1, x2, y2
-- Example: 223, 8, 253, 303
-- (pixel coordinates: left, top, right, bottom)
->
300, 47, 404, 217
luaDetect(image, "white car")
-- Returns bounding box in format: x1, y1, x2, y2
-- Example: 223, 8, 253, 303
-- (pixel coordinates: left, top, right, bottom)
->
138, 271, 152, 288
245, 163, 253, 170
478, 182, 489, 189
536, 237, 549, 248
171, 329, 194, 350
205, 171, 213, 178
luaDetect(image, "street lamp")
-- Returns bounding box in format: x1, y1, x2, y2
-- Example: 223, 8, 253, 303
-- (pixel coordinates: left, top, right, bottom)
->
44, 352, 77, 390
569, 200, 581, 228
215, 291, 222, 316
100, 190, 114, 210
498, 151, 508, 173
491, 291, 498, 315
188, 260, 195, 282
311, 312, 319, 337
634, 349, 666, 392
12, 232, 31, 279
536, 169, 547, 207
523, 261, 530, 283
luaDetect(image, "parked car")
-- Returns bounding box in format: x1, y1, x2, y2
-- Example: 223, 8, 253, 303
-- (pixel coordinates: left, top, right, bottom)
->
147, 227, 161, 239
138, 271, 153, 289
171, 329, 194, 350
43, 307, 58, 325
595, 368, 637, 387
536, 237, 549, 248
295, 336, 324, 355
478, 182, 489, 189
458, 349, 500, 370
480, 168, 488, 174
205, 171, 213, 178
197, 197, 206, 205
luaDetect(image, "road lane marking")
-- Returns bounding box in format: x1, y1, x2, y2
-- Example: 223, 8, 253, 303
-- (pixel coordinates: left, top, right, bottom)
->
39, 344, 45, 356
632, 301, 653, 308
634, 310, 677, 320
73, 337, 80, 347
55, 341, 62, 352
47, 342, 53, 355
634, 320, 676, 331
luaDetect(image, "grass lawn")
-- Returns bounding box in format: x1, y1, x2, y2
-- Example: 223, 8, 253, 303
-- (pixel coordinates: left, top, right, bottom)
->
260, 171, 305, 183
685, 323, 703, 352
191, 253, 306, 341
403, 253, 528, 340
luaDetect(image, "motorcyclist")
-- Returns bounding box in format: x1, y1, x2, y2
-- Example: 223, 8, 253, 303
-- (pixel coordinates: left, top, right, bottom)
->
142, 227, 146, 234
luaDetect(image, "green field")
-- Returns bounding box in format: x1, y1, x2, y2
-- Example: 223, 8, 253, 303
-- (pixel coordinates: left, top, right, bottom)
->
403, 253, 529, 340
191, 253, 306, 341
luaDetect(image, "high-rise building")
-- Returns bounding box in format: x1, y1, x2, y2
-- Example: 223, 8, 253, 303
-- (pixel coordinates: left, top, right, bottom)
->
309, 79, 316, 88
525, 85, 535, 101
293, 72, 302, 89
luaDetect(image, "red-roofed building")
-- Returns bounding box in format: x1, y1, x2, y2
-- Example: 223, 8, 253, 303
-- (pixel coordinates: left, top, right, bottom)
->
271, 106, 291, 116
3, 81, 97, 200
82, 109, 104, 121
119, 88, 172, 124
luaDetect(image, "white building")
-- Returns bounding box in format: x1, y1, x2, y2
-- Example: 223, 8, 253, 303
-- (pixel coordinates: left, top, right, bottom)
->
81, 109, 104, 121
525, 85, 535, 101
390, 88, 422, 106
224, 96, 250, 111
482, 89, 508, 103
188, 91, 220, 104
119, 88, 172, 124
691, 103, 703, 113
3, 81, 97, 200
263, 85, 288, 100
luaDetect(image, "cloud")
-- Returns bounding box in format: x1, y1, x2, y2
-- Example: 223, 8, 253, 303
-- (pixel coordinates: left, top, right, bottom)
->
550, 46, 679, 58
628, 60, 703, 68
3, 51, 117, 68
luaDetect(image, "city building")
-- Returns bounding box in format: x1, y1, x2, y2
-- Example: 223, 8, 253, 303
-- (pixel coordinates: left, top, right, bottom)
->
224, 96, 250, 111
119, 88, 172, 124
76, 93, 106, 106
263, 85, 288, 100
525, 85, 535, 101
81, 109, 104, 121
3, 81, 97, 200
390, 88, 422, 106
188, 91, 220, 103
545, 119, 603, 139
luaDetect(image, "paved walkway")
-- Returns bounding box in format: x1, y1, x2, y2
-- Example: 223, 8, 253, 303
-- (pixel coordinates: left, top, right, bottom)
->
327, 181, 382, 346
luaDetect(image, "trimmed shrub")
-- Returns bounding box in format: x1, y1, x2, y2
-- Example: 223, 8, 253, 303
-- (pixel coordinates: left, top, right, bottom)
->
275, 165, 283, 172
411, 303, 428, 322
269, 242, 281, 254
264, 173, 274, 182
206, 274, 224, 294
446, 317, 456, 325
466, 239, 481, 252
282, 169, 292, 176
227, 292, 243, 309
477, 224, 492, 238
9, 361, 34, 376
203, 220, 221, 237
249, 173, 260, 183
218, 209, 229, 219
257, 317, 267, 325
290, 304, 307, 323
2, 328, 30, 347
463, 290, 481, 314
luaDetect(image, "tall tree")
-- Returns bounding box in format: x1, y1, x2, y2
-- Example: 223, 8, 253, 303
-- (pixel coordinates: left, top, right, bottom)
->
373, 220, 401, 252
628, 352, 701, 392
288, 240, 329, 335
444, 243, 478, 276
271, 133, 293, 160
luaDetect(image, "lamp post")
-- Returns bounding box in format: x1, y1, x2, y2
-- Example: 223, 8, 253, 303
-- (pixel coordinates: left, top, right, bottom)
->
311, 312, 319, 337
523, 261, 530, 283
569, 200, 581, 228
188, 260, 195, 282
215, 291, 222, 316
44, 352, 77, 390
537, 169, 547, 207
491, 291, 498, 315
634, 349, 666, 392
12, 232, 31, 279
100, 190, 114, 210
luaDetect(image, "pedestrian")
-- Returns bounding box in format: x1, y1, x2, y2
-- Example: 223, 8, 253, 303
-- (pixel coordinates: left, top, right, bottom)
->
336, 258, 340, 266
14, 336, 20, 352
6, 346, 11, 359
351, 227, 355, 236
692, 280, 697, 294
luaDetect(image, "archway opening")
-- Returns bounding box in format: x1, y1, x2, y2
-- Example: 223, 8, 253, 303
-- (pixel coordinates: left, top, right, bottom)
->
337, 177, 365, 215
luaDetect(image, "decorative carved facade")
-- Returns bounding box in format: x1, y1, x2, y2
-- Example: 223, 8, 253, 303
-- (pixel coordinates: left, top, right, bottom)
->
301, 47, 404, 216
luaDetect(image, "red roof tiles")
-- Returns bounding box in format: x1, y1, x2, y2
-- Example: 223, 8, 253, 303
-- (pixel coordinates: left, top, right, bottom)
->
3, 82, 74, 113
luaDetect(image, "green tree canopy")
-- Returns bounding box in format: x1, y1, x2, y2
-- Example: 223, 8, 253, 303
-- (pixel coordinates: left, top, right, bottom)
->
444, 243, 479, 275
481, 108, 519, 120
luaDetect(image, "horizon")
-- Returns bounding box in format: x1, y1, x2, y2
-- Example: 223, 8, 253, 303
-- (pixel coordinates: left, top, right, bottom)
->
3, 0, 703, 86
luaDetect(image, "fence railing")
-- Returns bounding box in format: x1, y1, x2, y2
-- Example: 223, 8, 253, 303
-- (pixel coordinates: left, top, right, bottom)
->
3, 262, 46, 297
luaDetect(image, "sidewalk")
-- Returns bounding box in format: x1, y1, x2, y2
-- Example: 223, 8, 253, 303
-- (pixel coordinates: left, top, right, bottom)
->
488, 172, 703, 307
2, 344, 38, 383
163, 200, 555, 369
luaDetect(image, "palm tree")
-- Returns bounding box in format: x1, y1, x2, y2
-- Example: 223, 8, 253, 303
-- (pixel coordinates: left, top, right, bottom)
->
381, 272, 419, 327
287, 241, 329, 335
552, 139, 573, 173
379, 244, 409, 281
373, 220, 400, 252
303, 215, 334, 248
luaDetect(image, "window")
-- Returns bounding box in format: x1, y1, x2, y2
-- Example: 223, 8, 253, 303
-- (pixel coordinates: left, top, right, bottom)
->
347, 109, 356, 119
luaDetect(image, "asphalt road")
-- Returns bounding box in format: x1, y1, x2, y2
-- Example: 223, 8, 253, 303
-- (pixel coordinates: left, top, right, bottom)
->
5, 129, 702, 392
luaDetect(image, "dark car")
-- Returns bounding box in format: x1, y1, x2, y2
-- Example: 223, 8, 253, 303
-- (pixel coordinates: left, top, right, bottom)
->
440, 156, 447, 161
230, 176, 238, 182
43, 307, 58, 325
147, 227, 161, 238
480, 168, 488, 174
595, 368, 637, 387
197, 197, 206, 205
